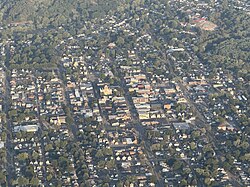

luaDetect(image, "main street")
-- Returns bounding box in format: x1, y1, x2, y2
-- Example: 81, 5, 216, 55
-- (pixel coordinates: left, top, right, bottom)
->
117, 68, 165, 187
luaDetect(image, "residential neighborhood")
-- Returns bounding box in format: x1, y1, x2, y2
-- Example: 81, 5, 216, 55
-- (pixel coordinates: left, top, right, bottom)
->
0, 0, 249, 186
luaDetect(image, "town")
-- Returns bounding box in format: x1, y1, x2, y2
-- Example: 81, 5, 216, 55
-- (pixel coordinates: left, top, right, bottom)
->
0, 0, 249, 186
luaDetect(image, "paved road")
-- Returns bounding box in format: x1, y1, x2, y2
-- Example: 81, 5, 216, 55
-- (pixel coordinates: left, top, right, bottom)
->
118, 72, 165, 187
2, 63, 14, 187
164, 51, 243, 187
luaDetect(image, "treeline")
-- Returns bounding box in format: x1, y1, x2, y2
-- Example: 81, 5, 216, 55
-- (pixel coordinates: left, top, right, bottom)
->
0, 0, 122, 28
7, 32, 62, 69
197, 6, 250, 80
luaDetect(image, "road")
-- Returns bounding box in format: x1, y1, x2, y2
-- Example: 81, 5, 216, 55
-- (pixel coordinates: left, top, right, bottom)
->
117, 70, 165, 187
33, 74, 48, 186
163, 50, 243, 186
1, 62, 14, 187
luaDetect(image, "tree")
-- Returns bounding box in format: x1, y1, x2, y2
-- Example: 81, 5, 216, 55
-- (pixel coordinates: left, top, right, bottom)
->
0, 132, 7, 142
17, 152, 29, 161
117, 181, 123, 187
83, 173, 89, 180
150, 175, 157, 183
25, 165, 35, 178
240, 153, 250, 161
46, 174, 52, 181
173, 160, 182, 171
117, 37, 124, 46
241, 141, 249, 150
66, 116, 74, 125
180, 179, 187, 186
204, 177, 211, 186
0, 171, 6, 184
191, 130, 201, 139
169, 20, 178, 28
100, 73, 106, 80
30, 177, 39, 186
106, 160, 115, 169
151, 143, 161, 151
98, 160, 106, 169
8, 110, 18, 118
17, 177, 29, 186
190, 142, 196, 150
102, 183, 109, 187
96, 150, 104, 158
45, 144, 53, 152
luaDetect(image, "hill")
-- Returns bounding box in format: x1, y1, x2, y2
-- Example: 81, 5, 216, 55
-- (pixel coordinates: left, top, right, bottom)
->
0, 0, 121, 27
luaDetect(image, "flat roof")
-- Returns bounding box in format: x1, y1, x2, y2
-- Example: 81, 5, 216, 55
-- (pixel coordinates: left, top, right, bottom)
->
173, 122, 190, 130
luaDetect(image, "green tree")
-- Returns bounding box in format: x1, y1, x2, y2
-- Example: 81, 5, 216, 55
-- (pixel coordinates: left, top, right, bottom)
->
30, 177, 39, 186
204, 177, 211, 186
17, 177, 29, 186
0, 171, 6, 184
190, 142, 196, 150
173, 160, 182, 171
17, 152, 29, 161
45, 144, 53, 152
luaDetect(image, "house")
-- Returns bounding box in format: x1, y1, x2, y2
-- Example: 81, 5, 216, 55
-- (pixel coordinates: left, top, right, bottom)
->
13, 124, 39, 132
133, 96, 149, 104
151, 102, 162, 110
173, 122, 190, 130
67, 81, 76, 88
218, 122, 235, 131
138, 111, 150, 120
164, 103, 172, 110
177, 97, 187, 103
100, 85, 113, 96
58, 115, 67, 124
0, 141, 4, 149
164, 87, 176, 94
123, 137, 137, 145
